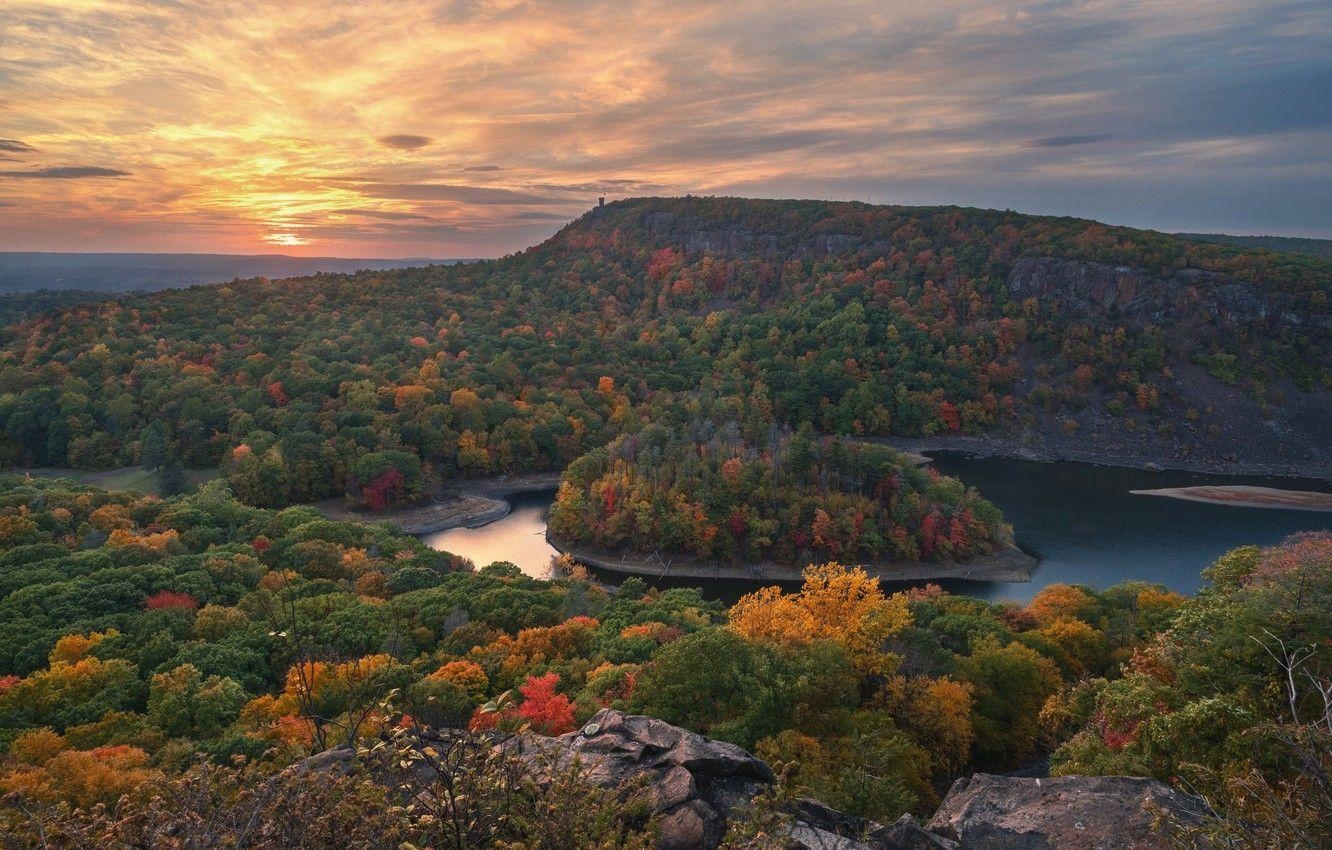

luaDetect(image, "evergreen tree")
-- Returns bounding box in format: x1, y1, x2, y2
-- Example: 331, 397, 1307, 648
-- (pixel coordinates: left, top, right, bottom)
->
159, 458, 186, 496
141, 422, 168, 471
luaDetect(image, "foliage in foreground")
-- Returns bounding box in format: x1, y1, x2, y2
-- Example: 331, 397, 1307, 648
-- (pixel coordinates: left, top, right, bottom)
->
0, 723, 664, 850
1053, 533, 1332, 849
0, 476, 1327, 847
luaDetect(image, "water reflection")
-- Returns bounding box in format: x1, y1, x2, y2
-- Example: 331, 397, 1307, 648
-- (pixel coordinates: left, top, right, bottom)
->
421, 490, 560, 579
423, 458, 1332, 603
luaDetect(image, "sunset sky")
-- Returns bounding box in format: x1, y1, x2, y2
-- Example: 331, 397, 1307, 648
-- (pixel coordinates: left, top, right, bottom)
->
2, 0, 1330, 257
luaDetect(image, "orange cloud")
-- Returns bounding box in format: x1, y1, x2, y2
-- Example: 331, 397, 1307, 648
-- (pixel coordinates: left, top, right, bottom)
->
1, 0, 1328, 255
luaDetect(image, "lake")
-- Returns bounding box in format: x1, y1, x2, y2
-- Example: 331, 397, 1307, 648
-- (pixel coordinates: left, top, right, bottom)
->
422, 490, 562, 580
424, 456, 1332, 602
927, 453, 1332, 601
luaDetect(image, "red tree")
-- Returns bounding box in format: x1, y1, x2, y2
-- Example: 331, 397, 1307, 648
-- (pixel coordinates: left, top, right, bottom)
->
939, 400, 961, 433
516, 672, 575, 735
362, 467, 406, 511
145, 590, 198, 612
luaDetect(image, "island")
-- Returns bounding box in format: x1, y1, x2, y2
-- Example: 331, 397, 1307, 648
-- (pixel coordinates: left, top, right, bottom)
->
546, 424, 1035, 582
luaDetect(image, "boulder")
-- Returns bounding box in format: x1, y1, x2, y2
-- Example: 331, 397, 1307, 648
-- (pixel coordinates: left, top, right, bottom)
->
927, 773, 1208, 850
510, 709, 773, 849
790, 800, 956, 850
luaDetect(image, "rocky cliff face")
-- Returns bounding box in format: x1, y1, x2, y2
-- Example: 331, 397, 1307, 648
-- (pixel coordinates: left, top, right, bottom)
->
1002, 255, 1330, 477
639, 209, 870, 260
1007, 255, 1326, 336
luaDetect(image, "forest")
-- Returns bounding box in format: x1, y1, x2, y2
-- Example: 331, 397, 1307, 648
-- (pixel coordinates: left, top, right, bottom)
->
0, 198, 1327, 843
547, 426, 1009, 566
1, 198, 1327, 517
0, 476, 1326, 847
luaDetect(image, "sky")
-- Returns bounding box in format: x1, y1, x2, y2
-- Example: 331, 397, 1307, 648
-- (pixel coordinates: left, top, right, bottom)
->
1, 0, 1330, 258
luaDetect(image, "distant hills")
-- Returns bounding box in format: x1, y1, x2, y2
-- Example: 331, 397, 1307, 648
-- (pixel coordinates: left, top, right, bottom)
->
1176, 232, 1332, 259
0, 251, 467, 295
2, 195, 1327, 497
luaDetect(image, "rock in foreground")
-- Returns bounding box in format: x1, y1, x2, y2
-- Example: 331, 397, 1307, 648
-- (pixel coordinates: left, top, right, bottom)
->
927, 773, 1208, 850
511, 711, 1209, 850
512, 708, 774, 850
296, 712, 1211, 849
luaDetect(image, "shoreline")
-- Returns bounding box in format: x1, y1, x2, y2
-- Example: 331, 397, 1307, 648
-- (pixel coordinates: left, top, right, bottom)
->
310, 472, 562, 536
547, 535, 1038, 584
875, 435, 1332, 484
1129, 485, 1332, 513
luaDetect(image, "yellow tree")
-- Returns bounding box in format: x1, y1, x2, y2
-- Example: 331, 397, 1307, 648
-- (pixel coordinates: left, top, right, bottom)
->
1025, 583, 1095, 626
881, 675, 975, 775
242, 654, 403, 751
729, 562, 911, 673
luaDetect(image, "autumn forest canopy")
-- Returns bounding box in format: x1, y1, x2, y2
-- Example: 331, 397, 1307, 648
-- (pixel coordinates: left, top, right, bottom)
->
0, 197, 1328, 845
0, 476, 1326, 846
0, 197, 1327, 574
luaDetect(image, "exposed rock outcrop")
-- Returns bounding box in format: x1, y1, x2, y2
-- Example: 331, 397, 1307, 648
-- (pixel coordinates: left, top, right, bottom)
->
927, 773, 1209, 850
294, 713, 1213, 849
509, 709, 773, 850
789, 800, 956, 849
509, 712, 1212, 849
1007, 255, 1328, 335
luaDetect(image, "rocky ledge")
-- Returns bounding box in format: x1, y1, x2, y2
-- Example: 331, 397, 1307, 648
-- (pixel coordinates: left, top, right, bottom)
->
508, 709, 1206, 849
298, 709, 1208, 849
508, 709, 773, 849
927, 773, 1210, 850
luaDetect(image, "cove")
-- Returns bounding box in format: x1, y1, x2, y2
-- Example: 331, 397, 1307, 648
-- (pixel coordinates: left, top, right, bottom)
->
926, 453, 1332, 601
423, 456, 1332, 602
421, 489, 561, 580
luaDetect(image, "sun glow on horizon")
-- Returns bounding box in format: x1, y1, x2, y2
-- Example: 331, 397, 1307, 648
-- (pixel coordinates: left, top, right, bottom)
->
262, 232, 311, 247
1, 0, 1329, 255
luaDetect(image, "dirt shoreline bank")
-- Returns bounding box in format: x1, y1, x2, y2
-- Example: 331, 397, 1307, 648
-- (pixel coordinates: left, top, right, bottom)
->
547, 535, 1038, 584
876, 435, 1332, 483
310, 472, 562, 536
1130, 485, 1332, 513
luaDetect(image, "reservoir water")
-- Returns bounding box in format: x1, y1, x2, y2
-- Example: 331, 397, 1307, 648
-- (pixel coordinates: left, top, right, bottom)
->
927, 453, 1331, 601
422, 489, 561, 580
424, 456, 1331, 602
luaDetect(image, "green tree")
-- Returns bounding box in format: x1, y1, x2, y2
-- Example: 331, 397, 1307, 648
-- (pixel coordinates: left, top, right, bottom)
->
147, 663, 247, 739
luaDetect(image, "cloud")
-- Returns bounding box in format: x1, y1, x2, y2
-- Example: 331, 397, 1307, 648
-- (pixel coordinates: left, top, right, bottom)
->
533, 179, 669, 194
334, 207, 434, 220
1, 0, 1329, 254
1026, 135, 1113, 148
361, 182, 573, 205
0, 166, 130, 179
379, 134, 432, 150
